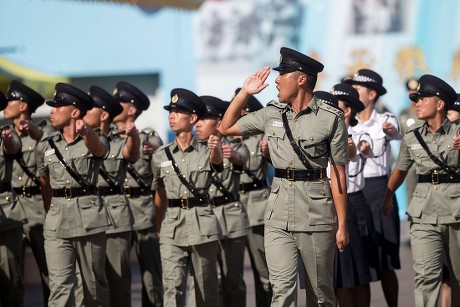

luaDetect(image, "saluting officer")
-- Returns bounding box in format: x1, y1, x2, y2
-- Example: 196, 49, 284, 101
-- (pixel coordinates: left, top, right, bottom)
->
112, 81, 163, 307
219, 47, 349, 306
86, 85, 139, 307
233, 88, 273, 307
381, 74, 460, 307
0, 90, 26, 306
36, 83, 110, 307
3, 80, 50, 305
195, 95, 250, 306
152, 88, 223, 307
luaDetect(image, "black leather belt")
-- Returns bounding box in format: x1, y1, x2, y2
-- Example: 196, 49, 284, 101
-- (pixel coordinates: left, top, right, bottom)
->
239, 180, 267, 193
168, 196, 210, 209
123, 187, 151, 198
211, 195, 239, 207
274, 168, 327, 181
0, 182, 12, 193
417, 173, 460, 184
52, 186, 97, 199
98, 186, 123, 196
13, 186, 41, 197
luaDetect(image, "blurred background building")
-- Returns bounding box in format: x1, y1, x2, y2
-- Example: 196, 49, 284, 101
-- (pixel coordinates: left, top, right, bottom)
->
2, 0, 460, 215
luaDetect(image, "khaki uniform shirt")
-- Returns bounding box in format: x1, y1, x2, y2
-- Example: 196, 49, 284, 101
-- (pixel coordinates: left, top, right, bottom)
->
239, 134, 270, 226
210, 136, 250, 239
123, 129, 162, 231
13, 133, 46, 228
36, 132, 110, 238
396, 119, 460, 224
237, 98, 348, 232
151, 137, 220, 246
99, 135, 133, 234
0, 134, 27, 232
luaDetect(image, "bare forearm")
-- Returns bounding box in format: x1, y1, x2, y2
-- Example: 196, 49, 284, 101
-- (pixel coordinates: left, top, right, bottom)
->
154, 187, 167, 233
123, 133, 140, 163
219, 91, 248, 135
84, 128, 107, 158
330, 164, 347, 228
40, 176, 52, 213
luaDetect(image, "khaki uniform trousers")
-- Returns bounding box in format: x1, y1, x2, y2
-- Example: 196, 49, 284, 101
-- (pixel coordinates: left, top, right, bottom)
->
45, 233, 109, 307
0, 227, 24, 307
161, 241, 218, 307
106, 231, 132, 307
217, 236, 247, 307
410, 222, 460, 307
265, 224, 336, 307
132, 226, 163, 307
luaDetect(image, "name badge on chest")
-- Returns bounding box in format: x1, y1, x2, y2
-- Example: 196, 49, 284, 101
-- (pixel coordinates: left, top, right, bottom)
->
161, 160, 172, 168
272, 121, 283, 128
45, 149, 55, 156
410, 144, 423, 150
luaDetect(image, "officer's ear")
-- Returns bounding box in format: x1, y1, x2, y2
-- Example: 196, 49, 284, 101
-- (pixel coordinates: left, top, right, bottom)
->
100, 111, 110, 122
71, 107, 81, 119
190, 113, 198, 125
296, 72, 307, 86
436, 98, 445, 112
128, 105, 138, 117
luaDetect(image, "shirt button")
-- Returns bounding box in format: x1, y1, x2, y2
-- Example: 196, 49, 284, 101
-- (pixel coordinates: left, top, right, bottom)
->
5, 197, 9, 201
321, 191, 326, 196
198, 166, 202, 170
289, 161, 293, 166
48, 158, 52, 162
184, 191, 188, 195
18, 177, 22, 181
251, 152, 255, 155
125, 178, 128, 182
310, 137, 314, 141
416, 154, 419, 157
434, 186, 438, 190
111, 155, 115, 158
432, 141, 436, 144
166, 170, 170, 174
223, 163, 227, 167
65, 147, 69, 151
210, 188, 214, 193
289, 182, 292, 186
28, 146, 32, 150
181, 159, 185, 162
448, 145, 451, 149
66, 180, 70, 184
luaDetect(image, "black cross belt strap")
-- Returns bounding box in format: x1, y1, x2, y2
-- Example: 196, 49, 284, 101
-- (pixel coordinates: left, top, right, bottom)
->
413, 128, 459, 175
48, 137, 90, 190
211, 175, 239, 203
164, 146, 200, 197
126, 163, 149, 191
281, 112, 313, 169
15, 154, 40, 187
99, 166, 118, 188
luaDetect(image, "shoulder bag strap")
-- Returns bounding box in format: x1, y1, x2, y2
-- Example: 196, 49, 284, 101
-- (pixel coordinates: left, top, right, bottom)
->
164, 146, 199, 196
413, 128, 457, 174
48, 136, 90, 189
126, 163, 149, 190
281, 112, 313, 169
15, 153, 40, 186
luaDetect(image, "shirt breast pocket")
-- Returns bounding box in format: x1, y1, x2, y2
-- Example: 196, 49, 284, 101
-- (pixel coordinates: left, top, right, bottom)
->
266, 127, 285, 151
47, 154, 65, 180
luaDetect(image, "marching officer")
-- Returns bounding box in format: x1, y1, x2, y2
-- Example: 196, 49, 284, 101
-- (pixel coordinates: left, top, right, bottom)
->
219, 47, 349, 306
381, 74, 460, 307
345, 69, 402, 307
86, 85, 139, 307
152, 88, 223, 307
0, 90, 26, 306
195, 95, 250, 306
112, 81, 164, 307
233, 88, 273, 307
3, 80, 51, 305
36, 83, 110, 307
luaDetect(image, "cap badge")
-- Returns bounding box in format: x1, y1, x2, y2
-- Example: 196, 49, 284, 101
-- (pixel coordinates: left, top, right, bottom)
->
172, 94, 178, 103
416, 83, 421, 91
113, 88, 118, 95
279, 55, 282, 64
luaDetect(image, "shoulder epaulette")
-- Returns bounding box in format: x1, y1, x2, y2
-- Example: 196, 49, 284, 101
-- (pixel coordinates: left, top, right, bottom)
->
266, 100, 286, 109
407, 122, 423, 133
317, 101, 344, 117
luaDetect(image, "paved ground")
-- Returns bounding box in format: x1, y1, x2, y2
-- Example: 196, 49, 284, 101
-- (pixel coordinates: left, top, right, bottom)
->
23, 221, 415, 306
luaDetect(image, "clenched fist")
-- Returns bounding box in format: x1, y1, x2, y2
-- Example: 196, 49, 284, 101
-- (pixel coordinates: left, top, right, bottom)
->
76, 119, 89, 136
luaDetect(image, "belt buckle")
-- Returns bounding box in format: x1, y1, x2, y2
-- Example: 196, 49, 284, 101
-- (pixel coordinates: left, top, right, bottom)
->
64, 186, 72, 200
181, 197, 189, 210
432, 171, 439, 185
239, 184, 245, 194
22, 186, 31, 198
124, 186, 131, 198
286, 169, 295, 181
